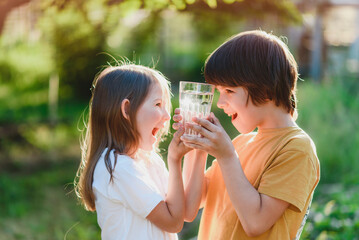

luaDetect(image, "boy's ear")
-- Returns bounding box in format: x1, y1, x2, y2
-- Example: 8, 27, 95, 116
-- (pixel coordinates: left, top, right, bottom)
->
121, 99, 130, 120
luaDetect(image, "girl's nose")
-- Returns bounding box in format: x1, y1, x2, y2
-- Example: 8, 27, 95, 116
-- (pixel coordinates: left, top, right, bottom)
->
163, 109, 170, 121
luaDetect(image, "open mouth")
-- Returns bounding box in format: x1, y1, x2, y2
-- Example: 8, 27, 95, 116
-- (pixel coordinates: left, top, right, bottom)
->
152, 128, 159, 136
232, 113, 238, 121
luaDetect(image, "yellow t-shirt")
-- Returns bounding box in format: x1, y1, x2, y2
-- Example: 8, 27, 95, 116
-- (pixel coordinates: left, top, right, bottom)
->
198, 126, 320, 240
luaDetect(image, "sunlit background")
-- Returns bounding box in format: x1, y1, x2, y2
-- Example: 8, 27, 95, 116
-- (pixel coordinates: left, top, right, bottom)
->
0, 0, 358, 239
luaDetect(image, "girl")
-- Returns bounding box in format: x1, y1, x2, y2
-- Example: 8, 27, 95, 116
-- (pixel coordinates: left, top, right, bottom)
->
75, 64, 190, 240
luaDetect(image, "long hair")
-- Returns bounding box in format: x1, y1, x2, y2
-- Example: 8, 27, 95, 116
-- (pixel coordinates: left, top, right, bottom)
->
75, 64, 172, 211
205, 30, 298, 117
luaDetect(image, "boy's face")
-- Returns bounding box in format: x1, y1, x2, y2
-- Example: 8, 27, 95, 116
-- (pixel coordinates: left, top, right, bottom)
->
216, 86, 265, 134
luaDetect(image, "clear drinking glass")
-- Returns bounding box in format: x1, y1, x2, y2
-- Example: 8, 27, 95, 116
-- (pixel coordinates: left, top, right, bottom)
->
179, 81, 215, 136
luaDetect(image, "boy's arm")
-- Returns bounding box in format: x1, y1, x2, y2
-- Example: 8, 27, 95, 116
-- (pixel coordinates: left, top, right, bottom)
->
217, 155, 289, 237
181, 114, 289, 237
146, 128, 188, 233
182, 149, 208, 222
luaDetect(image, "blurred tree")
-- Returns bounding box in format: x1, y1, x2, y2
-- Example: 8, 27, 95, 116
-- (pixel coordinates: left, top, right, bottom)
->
41, 8, 108, 100
1, 0, 302, 100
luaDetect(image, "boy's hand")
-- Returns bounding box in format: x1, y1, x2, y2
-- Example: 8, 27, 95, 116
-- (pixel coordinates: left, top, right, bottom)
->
180, 113, 237, 161
168, 126, 192, 163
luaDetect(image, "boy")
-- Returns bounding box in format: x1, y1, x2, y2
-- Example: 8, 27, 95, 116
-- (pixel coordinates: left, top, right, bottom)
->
173, 30, 320, 239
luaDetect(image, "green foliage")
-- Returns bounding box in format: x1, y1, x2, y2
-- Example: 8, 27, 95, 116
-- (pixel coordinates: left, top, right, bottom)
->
0, 40, 86, 167
0, 161, 100, 240
301, 185, 359, 240
296, 78, 359, 184
40, 8, 108, 100
0, 42, 53, 122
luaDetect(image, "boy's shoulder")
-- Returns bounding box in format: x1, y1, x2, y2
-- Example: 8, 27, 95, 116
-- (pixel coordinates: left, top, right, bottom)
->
279, 128, 319, 170
283, 127, 317, 152
232, 127, 317, 155
232, 132, 256, 145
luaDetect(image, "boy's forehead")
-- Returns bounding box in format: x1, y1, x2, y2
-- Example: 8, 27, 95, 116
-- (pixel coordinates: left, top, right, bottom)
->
216, 85, 238, 89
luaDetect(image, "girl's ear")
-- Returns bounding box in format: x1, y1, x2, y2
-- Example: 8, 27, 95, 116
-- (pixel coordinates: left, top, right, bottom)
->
121, 99, 130, 120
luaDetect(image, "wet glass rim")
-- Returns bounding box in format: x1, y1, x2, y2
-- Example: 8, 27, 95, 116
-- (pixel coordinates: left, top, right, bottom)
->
179, 81, 214, 87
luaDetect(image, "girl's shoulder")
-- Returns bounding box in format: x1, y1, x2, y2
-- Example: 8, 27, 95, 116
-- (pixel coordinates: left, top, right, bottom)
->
99, 148, 134, 168
142, 151, 166, 168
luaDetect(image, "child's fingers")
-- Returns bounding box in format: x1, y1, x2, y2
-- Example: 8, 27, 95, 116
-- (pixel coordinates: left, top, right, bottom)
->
172, 122, 182, 130
210, 112, 221, 126
174, 108, 181, 114
192, 117, 216, 132
172, 114, 182, 122
172, 127, 185, 143
181, 136, 209, 152
185, 122, 211, 138
182, 141, 205, 151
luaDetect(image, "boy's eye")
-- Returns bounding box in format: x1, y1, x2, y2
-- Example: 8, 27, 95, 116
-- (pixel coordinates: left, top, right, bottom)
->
225, 89, 234, 94
156, 102, 161, 107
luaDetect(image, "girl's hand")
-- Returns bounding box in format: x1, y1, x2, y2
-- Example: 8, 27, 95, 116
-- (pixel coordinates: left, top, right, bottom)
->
168, 126, 192, 163
180, 112, 237, 161
172, 108, 183, 131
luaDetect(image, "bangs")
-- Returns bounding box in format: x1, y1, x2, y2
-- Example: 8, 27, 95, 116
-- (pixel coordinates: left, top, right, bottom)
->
204, 40, 246, 88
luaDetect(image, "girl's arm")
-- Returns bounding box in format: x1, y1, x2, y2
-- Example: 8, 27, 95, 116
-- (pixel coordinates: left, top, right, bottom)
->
182, 149, 207, 222
146, 127, 188, 233
181, 113, 289, 237
172, 108, 208, 222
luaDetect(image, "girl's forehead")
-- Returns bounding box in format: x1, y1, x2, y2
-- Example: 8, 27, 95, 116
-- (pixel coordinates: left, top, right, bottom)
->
148, 81, 165, 98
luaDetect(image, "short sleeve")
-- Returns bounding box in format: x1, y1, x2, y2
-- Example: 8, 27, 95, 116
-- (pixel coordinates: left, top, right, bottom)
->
205, 160, 217, 181
154, 153, 169, 184
258, 150, 318, 212
107, 159, 163, 218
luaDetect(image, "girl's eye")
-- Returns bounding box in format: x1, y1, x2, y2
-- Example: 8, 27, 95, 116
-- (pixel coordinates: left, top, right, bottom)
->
156, 103, 161, 107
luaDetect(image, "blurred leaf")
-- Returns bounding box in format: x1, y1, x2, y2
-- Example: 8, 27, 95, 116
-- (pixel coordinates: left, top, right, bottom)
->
324, 200, 335, 216
206, 0, 217, 8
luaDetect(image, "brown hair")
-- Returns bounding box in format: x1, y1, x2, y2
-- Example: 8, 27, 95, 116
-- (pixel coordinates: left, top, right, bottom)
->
75, 64, 172, 211
204, 30, 298, 116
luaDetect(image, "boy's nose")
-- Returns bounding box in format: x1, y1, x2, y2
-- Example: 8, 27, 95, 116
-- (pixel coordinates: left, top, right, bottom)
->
217, 95, 226, 109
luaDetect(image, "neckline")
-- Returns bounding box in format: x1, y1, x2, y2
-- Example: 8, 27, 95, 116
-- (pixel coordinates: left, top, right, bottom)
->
134, 148, 154, 161
257, 126, 300, 135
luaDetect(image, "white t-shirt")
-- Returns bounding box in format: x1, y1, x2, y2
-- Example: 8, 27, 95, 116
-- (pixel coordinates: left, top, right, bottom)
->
92, 148, 178, 240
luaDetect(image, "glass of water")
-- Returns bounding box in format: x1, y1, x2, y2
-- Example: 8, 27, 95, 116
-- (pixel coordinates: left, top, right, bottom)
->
179, 81, 215, 136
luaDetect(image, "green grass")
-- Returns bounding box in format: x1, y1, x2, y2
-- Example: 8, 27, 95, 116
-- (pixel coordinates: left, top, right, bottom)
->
0, 161, 100, 240
1, 162, 358, 239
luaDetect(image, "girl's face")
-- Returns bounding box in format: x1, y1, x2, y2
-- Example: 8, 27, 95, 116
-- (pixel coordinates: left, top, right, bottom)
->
136, 82, 170, 151
216, 85, 265, 134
